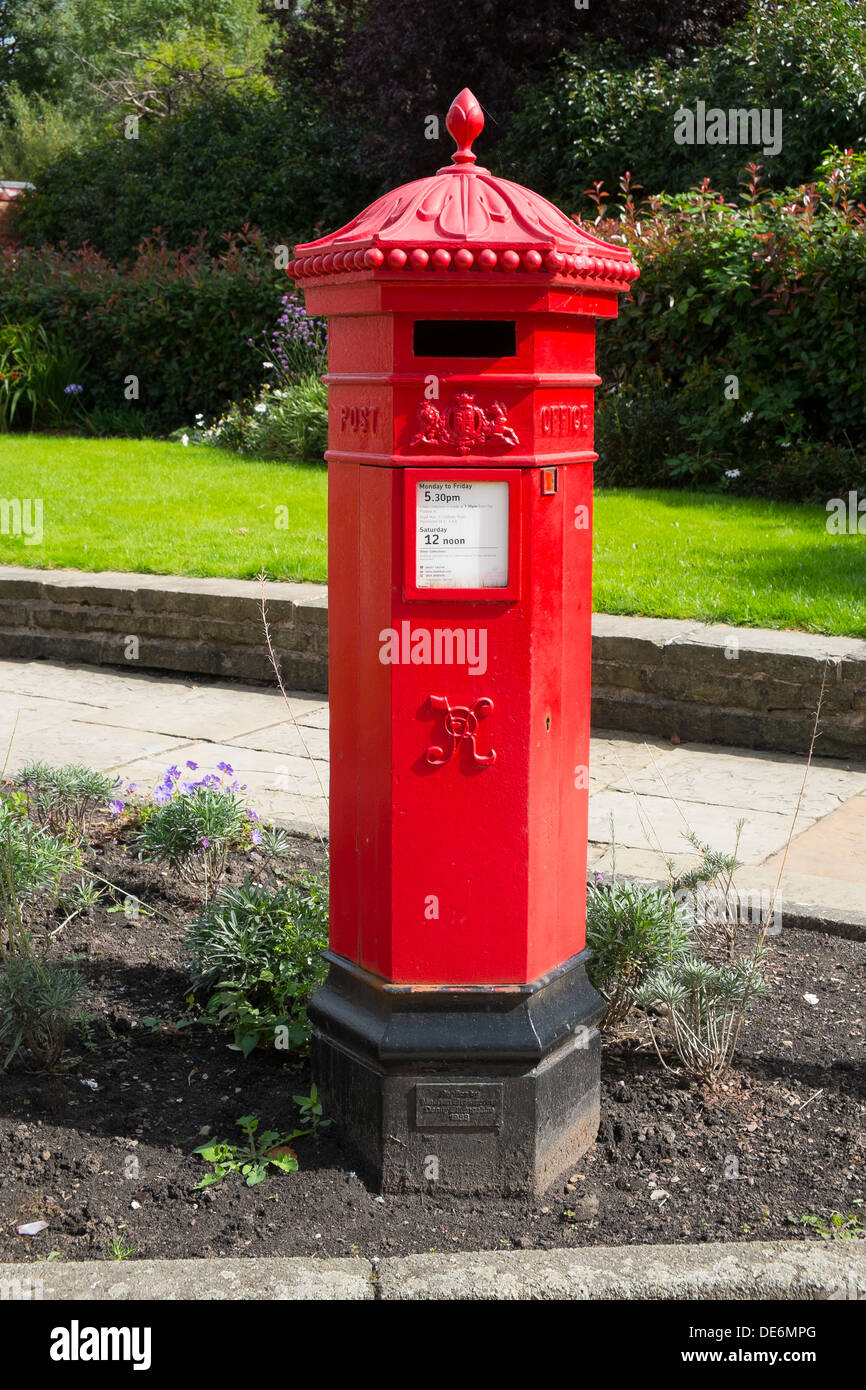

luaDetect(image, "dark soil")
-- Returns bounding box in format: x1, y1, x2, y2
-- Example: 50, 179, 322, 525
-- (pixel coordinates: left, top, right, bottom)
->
0, 827, 863, 1264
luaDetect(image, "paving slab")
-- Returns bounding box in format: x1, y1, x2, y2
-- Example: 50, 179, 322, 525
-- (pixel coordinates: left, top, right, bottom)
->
760, 797, 866, 885
590, 847, 701, 881
588, 788, 806, 864
68, 693, 304, 743
1, 722, 187, 777
228, 722, 331, 761
0, 660, 171, 708
612, 744, 866, 820
586, 731, 672, 793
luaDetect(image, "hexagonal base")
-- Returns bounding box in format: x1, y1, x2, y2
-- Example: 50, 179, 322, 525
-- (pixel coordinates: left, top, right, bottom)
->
308, 949, 603, 1196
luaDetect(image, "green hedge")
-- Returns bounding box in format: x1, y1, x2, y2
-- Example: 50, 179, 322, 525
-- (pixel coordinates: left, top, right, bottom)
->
594, 149, 866, 500
0, 233, 286, 432
502, 0, 866, 211
11, 88, 365, 262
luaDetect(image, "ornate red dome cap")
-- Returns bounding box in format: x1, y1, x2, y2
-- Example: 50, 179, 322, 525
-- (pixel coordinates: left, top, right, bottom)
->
290, 89, 638, 291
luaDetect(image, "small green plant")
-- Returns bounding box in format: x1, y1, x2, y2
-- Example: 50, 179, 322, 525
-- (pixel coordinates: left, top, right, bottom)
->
0, 795, 84, 1069
134, 763, 254, 894
670, 827, 745, 961
186, 873, 328, 1054
293, 1084, 329, 1133
17, 763, 119, 839
77, 1010, 97, 1052
106, 1236, 138, 1261
0, 952, 85, 1069
252, 825, 295, 874
0, 799, 81, 954
792, 1208, 865, 1241
586, 877, 692, 1029
193, 1113, 309, 1188
58, 877, 103, 915
634, 954, 766, 1081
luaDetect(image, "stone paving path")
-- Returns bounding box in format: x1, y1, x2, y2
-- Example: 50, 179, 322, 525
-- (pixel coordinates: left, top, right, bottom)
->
1, 658, 863, 923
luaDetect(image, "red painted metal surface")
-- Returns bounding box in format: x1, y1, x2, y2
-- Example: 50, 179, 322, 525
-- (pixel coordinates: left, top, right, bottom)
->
294, 91, 637, 987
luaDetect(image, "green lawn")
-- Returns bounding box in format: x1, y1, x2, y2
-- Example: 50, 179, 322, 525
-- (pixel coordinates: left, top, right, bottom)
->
593, 488, 866, 638
0, 436, 328, 583
1, 437, 863, 636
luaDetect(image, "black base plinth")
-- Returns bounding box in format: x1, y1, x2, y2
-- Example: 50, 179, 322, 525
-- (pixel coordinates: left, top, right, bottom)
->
308, 949, 604, 1196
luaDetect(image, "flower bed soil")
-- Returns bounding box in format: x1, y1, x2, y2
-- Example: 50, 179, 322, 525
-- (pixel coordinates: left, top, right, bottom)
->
0, 830, 863, 1263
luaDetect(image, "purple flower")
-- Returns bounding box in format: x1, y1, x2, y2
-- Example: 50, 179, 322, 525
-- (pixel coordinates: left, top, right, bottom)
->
64, 383, 83, 395
217, 761, 234, 775
109, 799, 125, 815
199, 837, 211, 848
153, 784, 172, 805
250, 828, 263, 845
185, 760, 198, 770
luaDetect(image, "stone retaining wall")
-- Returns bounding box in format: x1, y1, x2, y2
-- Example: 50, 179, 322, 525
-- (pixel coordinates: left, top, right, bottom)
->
0, 567, 327, 691
1, 567, 864, 756
591, 614, 866, 758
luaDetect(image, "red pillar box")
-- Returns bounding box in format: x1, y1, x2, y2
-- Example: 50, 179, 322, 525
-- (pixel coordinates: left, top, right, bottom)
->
292, 90, 638, 1195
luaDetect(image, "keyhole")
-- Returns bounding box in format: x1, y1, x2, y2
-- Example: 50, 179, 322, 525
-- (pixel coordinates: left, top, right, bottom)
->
545, 714, 551, 732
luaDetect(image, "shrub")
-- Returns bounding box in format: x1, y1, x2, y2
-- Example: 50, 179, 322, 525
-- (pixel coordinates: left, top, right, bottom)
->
586, 877, 693, 1029
0, 796, 84, 1069
0, 953, 84, 1069
17, 762, 119, 839
11, 87, 352, 261
249, 292, 327, 383
0, 86, 98, 182
198, 374, 327, 462
134, 762, 255, 894
593, 151, 866, 499
186, 874, 329, 1054
0, 232, 285, 433
264, 374, 328, 460
188, 291, 328, 459
634, 953, 766, 1080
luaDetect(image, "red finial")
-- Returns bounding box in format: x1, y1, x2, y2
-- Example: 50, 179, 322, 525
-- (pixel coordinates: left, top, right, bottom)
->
446, 89, 484, 165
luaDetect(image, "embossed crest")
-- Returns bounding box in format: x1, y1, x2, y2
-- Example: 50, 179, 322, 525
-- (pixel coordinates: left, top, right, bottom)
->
410, 391, 519, 456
